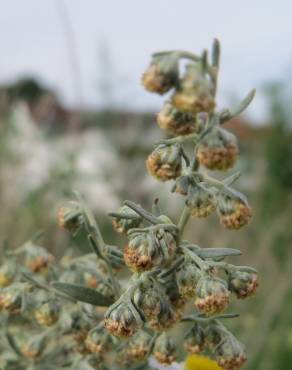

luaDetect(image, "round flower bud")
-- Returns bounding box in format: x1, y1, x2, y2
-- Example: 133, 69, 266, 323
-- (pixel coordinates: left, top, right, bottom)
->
215, 334, 247, 370
153, 332, 176, 365
127, 331, 152, 361
124, 227, 177, 272
171, 64, 215, 114
197, 127, 238, 171
0, 261, 17, 288
85, 325, 111, 354
217, 193, 252, 230
35, 301, 60, 326
228, 270, 258, 299
57, 201, 83, 234
142, 55, 178, 94
133, 280, 169, 320
0, 284, 24, 314
195, 276, 230, 316
186, 184, 216, 218
104, 301, 142, 338
148, 303, 180, 331
25, 246, 54, 273
21, 335, 46, 359
167, 283, 186, 311
157, 102, 199, 135
146, 144, 182, 182
184, 323, 206, 354
176, 261, 201, 299
111, 205, 142, 235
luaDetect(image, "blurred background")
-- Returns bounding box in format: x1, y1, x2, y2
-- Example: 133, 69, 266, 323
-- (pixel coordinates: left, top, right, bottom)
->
0, 1, 292, 369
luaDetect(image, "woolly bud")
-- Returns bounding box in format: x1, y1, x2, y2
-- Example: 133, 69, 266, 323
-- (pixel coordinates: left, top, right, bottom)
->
21, 334, 46, 359
57, 201, 83, 234
172, 63, 215, 114
153, 332, 176, 365
157, 102, 200, 135
195, 275, 230, 315
124, 226, 177, 272
127, 331, 152, 361
85, 325, 111, 354
186, 183, 216, 218
111, 205, 142, 235
197, 127, 238, 171
0, 261, 17, 288
184, 323, 206, 354
228, 270, 258, 299
0, 283, 24, 314
215, 334, 247, 370
25, 245, 54, 273
142, 54, 179, 94
176, 261, 201, 299
133, 280, 169, 320
35, 301, 60, 326
104, 301, 142, 338
146, 144, 182, 182
148, 303, 180, 331
217, 193, 252, 230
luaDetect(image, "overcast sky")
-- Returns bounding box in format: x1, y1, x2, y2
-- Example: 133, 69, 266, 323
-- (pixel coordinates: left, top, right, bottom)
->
0, 0, 292, 122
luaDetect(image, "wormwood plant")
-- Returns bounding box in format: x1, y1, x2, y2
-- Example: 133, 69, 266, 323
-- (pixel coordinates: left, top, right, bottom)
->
0, 40, 258, 370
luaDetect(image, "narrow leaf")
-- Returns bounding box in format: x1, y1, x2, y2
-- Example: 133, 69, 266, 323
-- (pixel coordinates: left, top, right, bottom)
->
197, 248, 242, 259
52, 282, 113, 306
6, 331, 23, 357
223, 171, 241, 186
221, 89, 256, 122
212, 38, 221, 67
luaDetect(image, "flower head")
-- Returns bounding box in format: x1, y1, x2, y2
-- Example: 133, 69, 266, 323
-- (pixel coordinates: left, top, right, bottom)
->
195, 276, 230, 315
228, 270, 258, 299
157, 102, 200, 135
142, 55, 179, 94
176, 261, 201, 299
124, 226, 177, 272
111, 205, 142, 235
184, 324, 206, 354
197, 127, 238, 171
146, 144, 182, 182
186, 183, 216, 218
217, 192, 252, 230
104, 301, 142, 338
85, 325, 111, 353
215, 334, 247, 370
127, 331, 152, 361
172, 63, 215, 114
35, 300, 60, 326
58, 201, 84, 234
153, 332, 176, 365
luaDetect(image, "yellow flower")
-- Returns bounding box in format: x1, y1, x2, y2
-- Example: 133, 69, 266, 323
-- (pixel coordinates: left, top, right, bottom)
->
185, 355, 223, 370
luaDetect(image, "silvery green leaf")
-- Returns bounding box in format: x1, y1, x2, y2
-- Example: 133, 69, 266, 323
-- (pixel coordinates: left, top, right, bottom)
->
52, 282, 113, 306
223, 172, 241, 186
6, 331, 23, 357
196, 248, 242, 259
212, 38, 221, 67
222, 186, 248, 204
221, 89, 256, 122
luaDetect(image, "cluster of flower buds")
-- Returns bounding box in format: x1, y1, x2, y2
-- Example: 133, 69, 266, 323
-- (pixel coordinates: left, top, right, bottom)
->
0, 41, 258, 370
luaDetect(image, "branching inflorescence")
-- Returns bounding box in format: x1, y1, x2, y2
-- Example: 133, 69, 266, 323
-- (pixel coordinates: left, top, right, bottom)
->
0, 40, 258, 370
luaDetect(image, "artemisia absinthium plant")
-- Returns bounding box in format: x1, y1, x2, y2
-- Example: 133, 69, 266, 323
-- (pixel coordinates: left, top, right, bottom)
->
0, 40, 258, 370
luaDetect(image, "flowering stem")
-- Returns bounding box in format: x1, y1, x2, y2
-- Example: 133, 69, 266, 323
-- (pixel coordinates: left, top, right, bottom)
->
177, 206, 191, 240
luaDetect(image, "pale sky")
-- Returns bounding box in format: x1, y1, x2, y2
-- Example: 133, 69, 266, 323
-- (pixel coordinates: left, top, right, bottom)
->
0, 0, 292, 122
